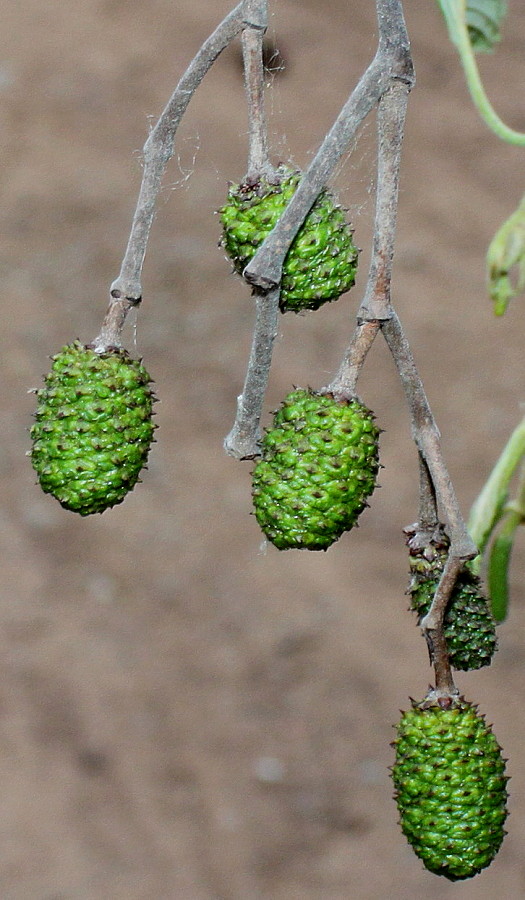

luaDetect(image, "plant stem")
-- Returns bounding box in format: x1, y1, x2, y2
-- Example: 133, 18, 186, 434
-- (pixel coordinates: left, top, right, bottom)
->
359, 83, 410, 321
328, 52, 412, 396
326, 321, 381, 400
468, 413, 525, 554
417, 454, 439, 531
241, 9, 273, 179
242, 58, 389, 292
420, 553, 463, 697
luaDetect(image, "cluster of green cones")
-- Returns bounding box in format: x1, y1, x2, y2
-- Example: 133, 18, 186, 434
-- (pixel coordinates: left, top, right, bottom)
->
28, 162, 510, 885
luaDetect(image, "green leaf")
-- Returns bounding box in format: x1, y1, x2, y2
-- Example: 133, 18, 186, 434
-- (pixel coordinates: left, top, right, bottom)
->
466, 0, 507, 52
487, 510, 520, 621
468, 416, 525, 554
436, 1, 525, 144
487, 194, 525, 316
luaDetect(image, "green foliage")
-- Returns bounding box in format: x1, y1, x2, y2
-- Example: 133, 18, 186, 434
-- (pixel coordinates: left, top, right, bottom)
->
487, 194, 525, 315
436, 0, 525, 144
466, 0, 507, 52
468, 419, 525, 620
487, 514, 519, 622
437, 0, 507, 53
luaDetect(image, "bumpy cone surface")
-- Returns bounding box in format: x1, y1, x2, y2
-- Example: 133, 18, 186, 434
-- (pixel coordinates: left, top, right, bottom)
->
219, 168, 359, 312
31, 341, 156, 515
252, 389, 380, 550
392, 696, 508, 881
408, 534, 497, 671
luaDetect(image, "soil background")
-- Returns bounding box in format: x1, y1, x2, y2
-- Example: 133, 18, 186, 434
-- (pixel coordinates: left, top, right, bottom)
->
2, 2, 525, 898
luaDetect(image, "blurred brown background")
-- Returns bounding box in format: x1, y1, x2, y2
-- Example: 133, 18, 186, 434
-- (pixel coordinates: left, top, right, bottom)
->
1, 1, 525, 897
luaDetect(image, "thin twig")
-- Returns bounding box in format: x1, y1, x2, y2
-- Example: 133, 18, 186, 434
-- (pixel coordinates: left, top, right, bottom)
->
223, 288, 280, 459
88, 296, 142, 354
382, 309, 477, 560
224, 5, 279, 460
358, 82, 410, 321
242, 62, 395, 293
417, 453, 439, 531
327, 55, 412, 395
325, 321, 381, 399
369, 72, 472, 699
241, 10, 273, 179
420, 553, 463, 697
223, 3, 275, 459
384, 309, 475, 696
92, 0, 267, 352
404, 518, 459, 698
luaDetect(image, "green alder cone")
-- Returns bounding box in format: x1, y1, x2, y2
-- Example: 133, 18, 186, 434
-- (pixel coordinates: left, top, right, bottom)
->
392, 696, 508, 881
219, 168, 359, 312
31, 341, 156, 515
408, 536, 497, 671
252, 389, 380, 550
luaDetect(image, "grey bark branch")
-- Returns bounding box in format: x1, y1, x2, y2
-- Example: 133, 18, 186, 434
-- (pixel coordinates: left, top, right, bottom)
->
417, 453, 439, 530
242, 61, 392, 293
420, 553, 464, 698
382, 310, 477, 559
325, 321, 381, 400
93, 0, 266, 351
328, 53, 412, 396
358, 83, 410, 321
223, 288, 280, 459
241, 10, 273, 179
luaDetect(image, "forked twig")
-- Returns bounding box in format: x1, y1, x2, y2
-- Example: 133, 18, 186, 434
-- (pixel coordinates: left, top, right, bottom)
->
242, 9, 414, 295
225, 0, 414, 457
326, 70, 412, 399
324, 322, 381, 400
358, 81, 410, 322
91, 0, 268, 353
382, 311, 478, 693
223, 8, 280, 459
